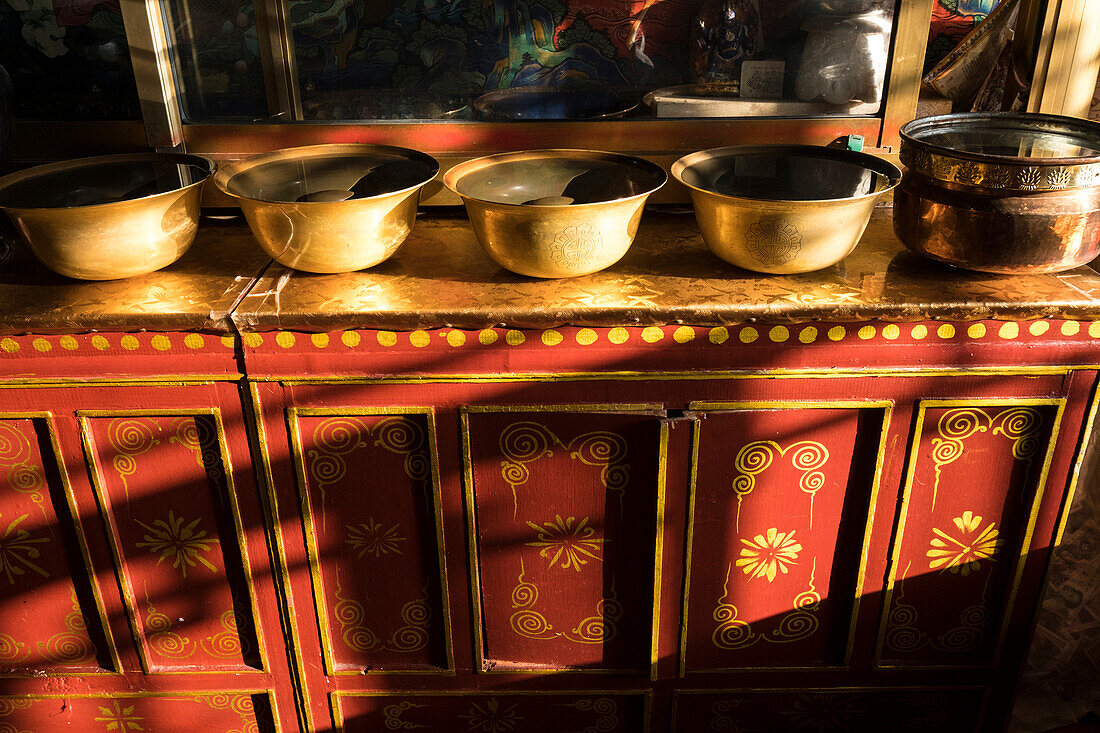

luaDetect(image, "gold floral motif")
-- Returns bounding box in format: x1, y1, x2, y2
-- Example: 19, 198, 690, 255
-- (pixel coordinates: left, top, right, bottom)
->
736, 528, 801, 583
498, 422, 628, 518
0, 422, 47, 510
782, 693, 865, 730
346, 518, 405, 558
135, 510, 219, 578
106, 418, 160, 500
37, 587, 96, 665
955, 162, 983, 186
0, 512, 49, 585
306, 416, 429, 529
905, 150, 1100, 191
927, 511, 1002, 576
1019, 167, 1043, 190
383, 701, 427, 730
94, 700, 145, 731
730, 441, 827, 530
524, 515, 607, 571
562, 698, 618, 733
460, 698, 522, 732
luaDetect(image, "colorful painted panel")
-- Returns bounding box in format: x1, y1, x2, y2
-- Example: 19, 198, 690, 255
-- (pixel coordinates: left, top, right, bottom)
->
0, 0, 139, 119
682, 407, 882, 671
336, 692, 646, 732
878, 402, 1060, 667
83, 414, 261, 672
0, 418, 102, 673
290, 411, 449, 673
465, 410, 660, 672
0, 693, 275, 732
673, 688, 986, 732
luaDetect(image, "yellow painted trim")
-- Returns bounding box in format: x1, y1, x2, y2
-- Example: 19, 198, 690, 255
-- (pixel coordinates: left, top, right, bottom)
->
650, 422, 669, 682
245, 382, 315, 733
679, 401, 893, 675
459, 404, 663, 675
874, 397, 1067, 670
285, 406, 455, 676
330, 691, 345, 733
0, 377, 236, 387
1053, 378, 1100, 546
78, 408, 269, 676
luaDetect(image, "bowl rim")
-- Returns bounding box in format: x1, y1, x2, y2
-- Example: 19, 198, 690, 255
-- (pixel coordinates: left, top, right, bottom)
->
442, 148, 668, 208
472, 86, 640, 121
899, 111, 1100, 167
0, 152, 215, 213
213, 142, 440, 205
672, 144, 901, 204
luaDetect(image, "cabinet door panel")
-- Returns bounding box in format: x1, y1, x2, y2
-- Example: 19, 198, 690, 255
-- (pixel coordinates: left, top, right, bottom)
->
81, 413, 262, 673
288, 410, 450, 673
464, 409, 662, 673
336, 692, 646, 732
0, 417, 108, 673
0, 693, 276, 731
672, 688, 986, 732
877, 400, 1062, 668
682, 406, 887, 672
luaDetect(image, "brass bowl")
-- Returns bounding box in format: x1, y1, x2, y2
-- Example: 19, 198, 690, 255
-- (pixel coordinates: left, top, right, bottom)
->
896, 112, 1100, 274
214, 143, 438, 273
443, 149, 666, 278
673, 145, 900, 274
0, 153, 214, 280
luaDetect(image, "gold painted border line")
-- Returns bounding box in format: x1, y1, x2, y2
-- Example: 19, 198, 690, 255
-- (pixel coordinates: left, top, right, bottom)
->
651, 422, 669, 682
246, 383, 315, 733
285, 406, 455, 677
78, 407, 268, 676
0, 411, 123, 677
873, 397, 1067, 670
1052, 377, 1100, 546
460, 404, 663, 675
0, 377, 235, 388
678, 401, 893, 676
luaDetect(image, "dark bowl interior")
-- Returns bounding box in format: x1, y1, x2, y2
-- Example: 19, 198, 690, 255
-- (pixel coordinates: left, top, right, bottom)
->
0, 157, 210, 209
225, 149, 438, 203
679, 147, 897, 201
453, 154, 666, 206
905, 115, 1100, 160
474, 87, 639, 121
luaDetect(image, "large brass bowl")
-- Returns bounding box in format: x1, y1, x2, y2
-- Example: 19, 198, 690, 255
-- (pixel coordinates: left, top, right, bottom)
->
0, 153, 214, 280
443, 149, 666, 278
673, 145, 900, 274
214, 144, 438, 273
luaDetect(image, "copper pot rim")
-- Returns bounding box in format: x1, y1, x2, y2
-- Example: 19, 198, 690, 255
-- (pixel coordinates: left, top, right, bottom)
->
0, 152, 215, 213
671, 144, 901, 204
213, 142, 440, 206
900, 111, 1100, 167
442, 149, 667, 209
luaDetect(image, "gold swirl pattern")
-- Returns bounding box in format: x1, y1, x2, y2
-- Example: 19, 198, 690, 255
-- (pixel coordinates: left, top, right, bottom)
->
383, 701, 427, 730
0, 699, 33, 716
563, 698, 618, 733
196, 692, 259, 733
509, 558, 555, 641
0, 423, 46, 509
565, 584, 622, 645
36, 589, 95, 665
711, 560, 822, 651
711, 565, 757, 651
767, 560, 821, 644
330, 571, 431, 657
884, 567, 992, 655
167, 416, 223, 481
332, 570, 381, 653
783, 693, 864, 730
385, 585, 432, 653
106, 418, 160, 499
200, 607, 243, 659
991, 408, 1043, 463
730, 440, 828, 530
498, 422, 629, 518
0, 633, 28, 666
144, 597, 195, 659
306, 416, 429, 529
709, 700, 739, 732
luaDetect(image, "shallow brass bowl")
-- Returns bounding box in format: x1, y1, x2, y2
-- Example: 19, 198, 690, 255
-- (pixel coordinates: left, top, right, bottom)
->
214, 144, 438, 273
443, 149, 666, 278
673, 145, 900, 274
0, 153, 214, 280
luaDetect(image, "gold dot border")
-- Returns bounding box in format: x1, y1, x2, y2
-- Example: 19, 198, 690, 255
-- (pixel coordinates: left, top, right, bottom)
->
1, 320, 1099, 357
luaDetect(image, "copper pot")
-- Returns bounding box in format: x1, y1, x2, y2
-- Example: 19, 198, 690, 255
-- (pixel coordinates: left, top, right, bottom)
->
895, 112, 1100, 274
